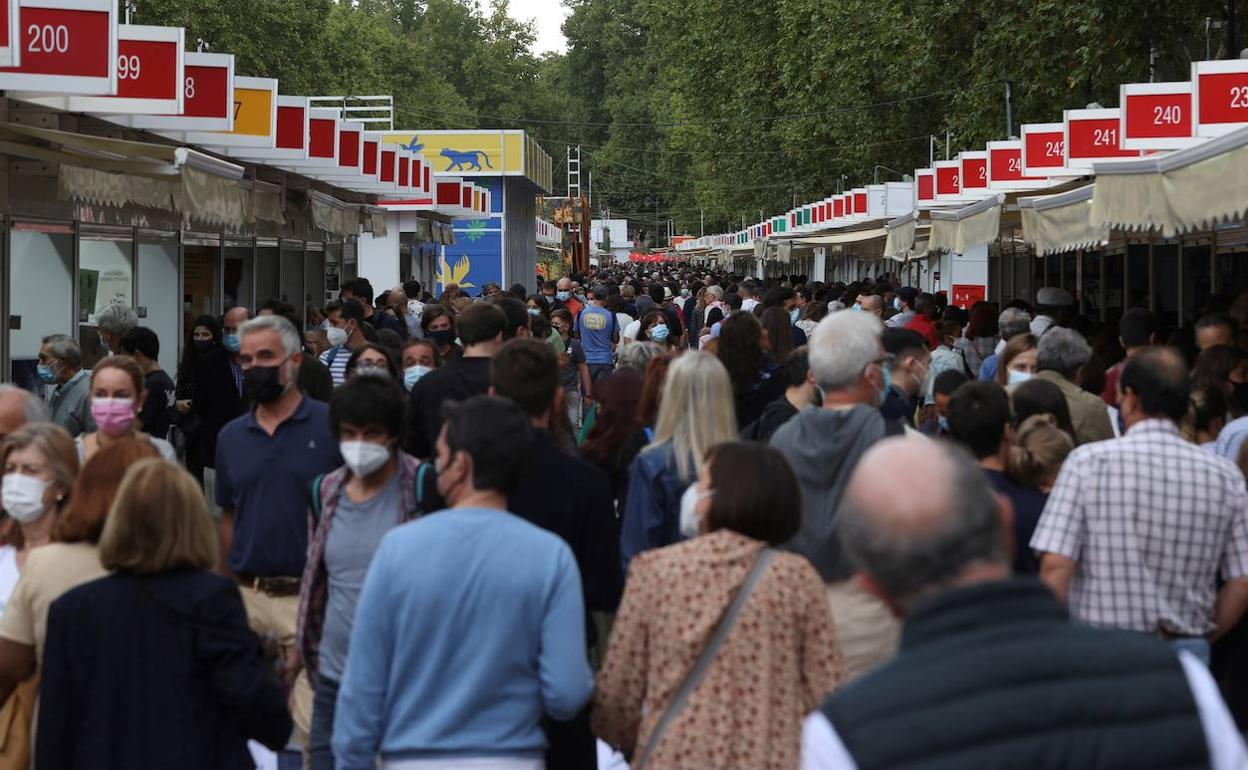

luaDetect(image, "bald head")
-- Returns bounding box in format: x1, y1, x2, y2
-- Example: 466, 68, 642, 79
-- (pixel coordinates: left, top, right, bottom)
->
839, 436, 1007, 611
1120, 345, 1191, 425
859, 294, 884, 317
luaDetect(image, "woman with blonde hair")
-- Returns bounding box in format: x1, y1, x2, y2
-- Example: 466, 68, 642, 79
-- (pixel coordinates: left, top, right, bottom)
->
620, 351, 737, 568
1008, 414, 1075, 493
35, 459, 290, 770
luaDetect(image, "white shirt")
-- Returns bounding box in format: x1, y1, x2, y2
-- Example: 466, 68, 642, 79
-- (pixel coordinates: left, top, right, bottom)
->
623, 319, 641, 343
0, 546, 19, 619
742, 298, 760, 313
1030, 315, 1056, 336
800, 651, 1248, 770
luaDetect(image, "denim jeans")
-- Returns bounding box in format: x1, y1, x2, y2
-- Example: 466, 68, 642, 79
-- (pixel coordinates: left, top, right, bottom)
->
309, 676, 340, 770
1170, 637, 1212, 666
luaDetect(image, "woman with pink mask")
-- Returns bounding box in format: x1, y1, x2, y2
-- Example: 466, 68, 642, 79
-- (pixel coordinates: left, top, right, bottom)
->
75, 357, 175, 463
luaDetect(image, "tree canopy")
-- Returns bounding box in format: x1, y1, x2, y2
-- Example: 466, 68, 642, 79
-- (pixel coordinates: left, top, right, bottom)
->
132, 0, 1237, 243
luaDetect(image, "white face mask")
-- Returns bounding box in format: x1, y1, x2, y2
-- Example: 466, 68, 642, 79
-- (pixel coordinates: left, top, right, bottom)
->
326, 326, 349, 349
679, 482, 713, 539
2, 473, 49, 523
340, 441, 391, 477
1007, 369, 1034, 386
404, 364, 433, 391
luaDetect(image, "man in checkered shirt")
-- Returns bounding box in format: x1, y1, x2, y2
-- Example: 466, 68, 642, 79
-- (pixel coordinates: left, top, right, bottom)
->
1032, 346, 1248, 663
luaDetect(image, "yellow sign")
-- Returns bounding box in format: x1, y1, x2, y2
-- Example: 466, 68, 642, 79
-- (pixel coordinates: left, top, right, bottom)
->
230, 85, 274, 138
382, 130, 551, 193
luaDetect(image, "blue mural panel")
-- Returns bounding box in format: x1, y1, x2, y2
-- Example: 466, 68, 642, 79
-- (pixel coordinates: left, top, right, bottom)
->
438, 176, 506, 293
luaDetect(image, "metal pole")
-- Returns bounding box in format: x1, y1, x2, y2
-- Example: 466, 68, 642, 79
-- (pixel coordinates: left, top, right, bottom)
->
946, 129, 951, 160
700, 209, 705, 237
1005, 80, 1015, 138
1230, 0, 1239, 60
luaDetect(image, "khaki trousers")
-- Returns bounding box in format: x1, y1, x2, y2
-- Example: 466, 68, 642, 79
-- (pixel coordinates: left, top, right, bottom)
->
825, 579, 901, 683
239, 585, 313, 750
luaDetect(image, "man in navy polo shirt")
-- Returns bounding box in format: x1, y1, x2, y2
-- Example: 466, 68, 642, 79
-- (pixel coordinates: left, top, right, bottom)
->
215, 313, 342, 757
575, 285, 618, 386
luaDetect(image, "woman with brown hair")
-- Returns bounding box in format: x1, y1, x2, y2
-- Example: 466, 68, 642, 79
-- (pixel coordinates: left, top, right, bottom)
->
420, 304, 460, 362
995, 332, 1039, 387
761, 305, 796, 364
581, 369, 648, 511
596, 442, 843, 769
36, 459, 291, 770
955, 302, 999, 377
77, 356, 175, 463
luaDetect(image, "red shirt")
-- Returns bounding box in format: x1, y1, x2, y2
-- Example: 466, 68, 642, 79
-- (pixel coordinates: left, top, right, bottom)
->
906, 314, 939, 350
1101, 360, 1124, 406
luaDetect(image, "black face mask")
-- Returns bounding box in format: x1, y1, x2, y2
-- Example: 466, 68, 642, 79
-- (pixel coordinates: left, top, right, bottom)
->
193, 340, 215, 355
243, 362, 287, 403
429, 329, 455, 347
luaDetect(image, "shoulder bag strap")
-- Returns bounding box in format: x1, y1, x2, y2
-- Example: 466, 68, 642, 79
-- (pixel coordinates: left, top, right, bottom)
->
309, 473, 325, 522
632, 548, 776, 770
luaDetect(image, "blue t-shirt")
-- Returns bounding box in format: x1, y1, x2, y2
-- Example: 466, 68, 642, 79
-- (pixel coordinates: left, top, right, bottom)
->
215, 396, 343, 576
576, 305, 616, 365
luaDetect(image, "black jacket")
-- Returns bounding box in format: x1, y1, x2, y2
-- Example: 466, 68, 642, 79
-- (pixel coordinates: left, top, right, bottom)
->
191, 349, 246, 469
740, 396, 799, 443
404, 357, 492, 457
823, 579, 1208, 770
508, 428, 624, 619
37, 571, 291, 770
298, 355, 334, 402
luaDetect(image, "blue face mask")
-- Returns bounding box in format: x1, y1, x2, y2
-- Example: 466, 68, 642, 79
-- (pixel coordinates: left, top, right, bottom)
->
36, 364, 56, 384
1007, 369, 1033, 386
878, 364, 892, 406
893, 296, 902, 311
852, 303, 862, 312
223, 333, 240, 353
557, 290, 572, 302
938, 415, 949, 433
650, 324, 670, 342
790, 308, 800, 324
527, 308, 542, 317
403, 364, 433, 391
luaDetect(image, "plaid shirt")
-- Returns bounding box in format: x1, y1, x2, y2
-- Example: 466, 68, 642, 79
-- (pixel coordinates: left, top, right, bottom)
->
1031, 419, 1248, 635
296, 452, 423, 683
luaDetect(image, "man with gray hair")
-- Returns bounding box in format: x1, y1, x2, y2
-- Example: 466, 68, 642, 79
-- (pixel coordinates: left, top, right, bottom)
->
978, 306, 1033, 381
1034, 327, 1114, 444
770, 310, 903, 681
95, 302, 139, 356
213, 314, 342, 758
801, 436, 1248, 770
38, 334, 93, 437
0, 384, 47, 441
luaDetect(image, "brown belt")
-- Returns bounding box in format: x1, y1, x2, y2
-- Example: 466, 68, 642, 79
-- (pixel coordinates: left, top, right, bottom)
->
236, 574, 301, 597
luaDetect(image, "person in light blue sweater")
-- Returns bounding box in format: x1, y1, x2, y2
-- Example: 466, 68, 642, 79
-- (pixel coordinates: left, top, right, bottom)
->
333, 395, 594, 770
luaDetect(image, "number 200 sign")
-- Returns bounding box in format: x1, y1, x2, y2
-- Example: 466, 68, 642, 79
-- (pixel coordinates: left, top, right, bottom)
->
0, 0, 117, 95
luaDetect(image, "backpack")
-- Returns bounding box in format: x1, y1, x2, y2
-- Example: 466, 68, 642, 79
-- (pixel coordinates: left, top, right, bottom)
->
309, 462, 436, 523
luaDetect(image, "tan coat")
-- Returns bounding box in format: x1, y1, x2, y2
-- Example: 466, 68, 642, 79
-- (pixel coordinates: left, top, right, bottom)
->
593, 530, 844, 770
1035, 370, 1115, 445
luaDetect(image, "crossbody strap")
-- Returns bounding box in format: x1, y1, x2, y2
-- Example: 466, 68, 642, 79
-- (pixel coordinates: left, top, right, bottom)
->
633, 548, 776, 770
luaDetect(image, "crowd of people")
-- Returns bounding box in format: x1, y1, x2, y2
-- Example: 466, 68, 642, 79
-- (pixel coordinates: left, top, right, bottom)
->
3, 265, 1248, 769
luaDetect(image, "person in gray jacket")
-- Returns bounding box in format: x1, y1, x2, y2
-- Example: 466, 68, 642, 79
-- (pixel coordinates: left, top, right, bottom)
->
770, 310, 902, 682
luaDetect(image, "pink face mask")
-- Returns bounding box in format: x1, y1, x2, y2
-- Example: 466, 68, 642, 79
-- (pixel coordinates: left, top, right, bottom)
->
91, 397, 136, 437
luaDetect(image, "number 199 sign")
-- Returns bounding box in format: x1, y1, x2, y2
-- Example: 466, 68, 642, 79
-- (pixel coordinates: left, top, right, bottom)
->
0, 0, 117, 94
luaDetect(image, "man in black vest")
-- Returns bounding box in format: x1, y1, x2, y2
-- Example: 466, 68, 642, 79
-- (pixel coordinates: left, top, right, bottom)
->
801, 435, 1247, 770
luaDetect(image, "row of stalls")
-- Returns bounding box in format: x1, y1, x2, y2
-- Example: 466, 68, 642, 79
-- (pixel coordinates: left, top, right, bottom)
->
0, 0, 498, 389
677, 58, 1248, 332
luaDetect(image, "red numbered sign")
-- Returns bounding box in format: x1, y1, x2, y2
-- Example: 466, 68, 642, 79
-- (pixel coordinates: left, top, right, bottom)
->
960, 153, 989, 192
1021, 124, 1067, 176
126, 51, 233, 132
935, 162, 961, 197
379, 147, 397, 184
853, 190, 868, 214
0, 0, 117, 94
951, 284, 986, 310
1194, 60, 1248, 137
274, 99, 308, 150
1064, 109, 1140, 169
1121, 82, 1194, 150
338, 126, 361, 170
308, 111, 338, 160
0, 0, 19, 67
833, 197, 845, 218
916, 170, 935, 203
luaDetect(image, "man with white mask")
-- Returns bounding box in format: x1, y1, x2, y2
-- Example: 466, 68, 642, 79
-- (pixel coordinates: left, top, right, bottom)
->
296, 375, 427, 770
320, 299, 369, 387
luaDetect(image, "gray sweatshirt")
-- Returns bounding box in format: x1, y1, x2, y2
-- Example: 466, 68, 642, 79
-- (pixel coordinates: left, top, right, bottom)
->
769, 404, 889, 582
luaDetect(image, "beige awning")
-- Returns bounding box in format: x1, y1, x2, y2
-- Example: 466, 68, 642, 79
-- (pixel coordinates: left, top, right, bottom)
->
3, 120, 250, 227
788, 225, 888, 246
1019, 184, 1105, 256
884, 211, 917, 262
928, 194, 1004, 254
1091, 125, 1248, 236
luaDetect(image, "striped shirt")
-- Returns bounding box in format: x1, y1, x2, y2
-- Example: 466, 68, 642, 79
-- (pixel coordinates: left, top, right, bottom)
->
320, 346, 351, 387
